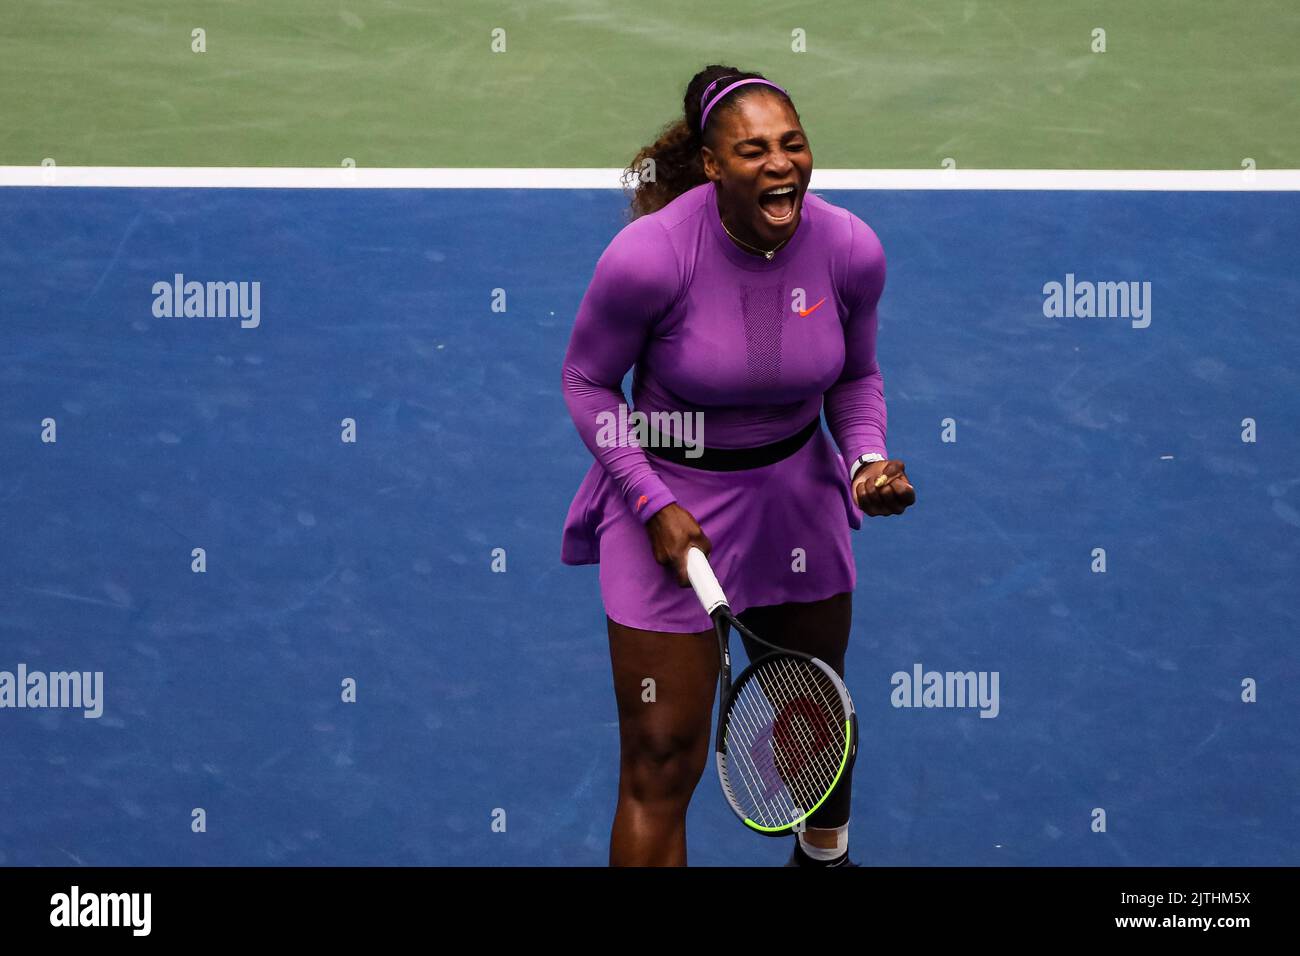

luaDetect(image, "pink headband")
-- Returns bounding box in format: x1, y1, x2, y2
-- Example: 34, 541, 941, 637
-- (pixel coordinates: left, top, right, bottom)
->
699, 76, 789, 133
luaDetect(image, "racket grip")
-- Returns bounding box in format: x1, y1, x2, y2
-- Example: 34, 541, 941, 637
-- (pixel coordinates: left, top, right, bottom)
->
686, 547, 730, 615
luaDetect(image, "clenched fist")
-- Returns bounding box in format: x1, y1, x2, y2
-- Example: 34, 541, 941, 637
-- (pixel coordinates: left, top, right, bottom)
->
853, 459, 916, 517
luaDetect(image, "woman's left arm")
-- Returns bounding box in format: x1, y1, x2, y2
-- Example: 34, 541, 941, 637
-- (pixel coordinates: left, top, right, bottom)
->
824, 215, 915, 517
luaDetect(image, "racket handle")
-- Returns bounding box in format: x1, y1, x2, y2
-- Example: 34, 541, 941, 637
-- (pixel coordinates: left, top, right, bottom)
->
686, 547, 730, 615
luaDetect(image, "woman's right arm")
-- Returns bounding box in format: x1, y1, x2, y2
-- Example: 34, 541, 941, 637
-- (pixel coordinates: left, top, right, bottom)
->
560, 217, 684, 525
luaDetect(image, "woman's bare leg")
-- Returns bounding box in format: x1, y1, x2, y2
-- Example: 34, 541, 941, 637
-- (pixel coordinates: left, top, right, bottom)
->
607, 617, 718, 866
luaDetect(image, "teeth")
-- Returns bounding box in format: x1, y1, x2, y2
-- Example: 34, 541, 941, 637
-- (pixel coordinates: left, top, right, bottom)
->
764, 185, 795, 196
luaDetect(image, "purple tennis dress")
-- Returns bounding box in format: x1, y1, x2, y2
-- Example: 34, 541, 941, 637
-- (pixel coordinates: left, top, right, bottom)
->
560, 180, 888, 633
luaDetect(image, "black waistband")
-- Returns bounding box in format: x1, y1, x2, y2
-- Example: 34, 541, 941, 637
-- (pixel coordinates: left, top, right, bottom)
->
643, 415, 820, 472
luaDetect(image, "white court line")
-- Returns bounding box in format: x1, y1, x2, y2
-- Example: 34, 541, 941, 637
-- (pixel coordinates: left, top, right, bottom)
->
0, 166, 1297, 190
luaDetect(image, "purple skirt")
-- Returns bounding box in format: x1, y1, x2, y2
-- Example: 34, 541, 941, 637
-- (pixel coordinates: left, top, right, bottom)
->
560, 425, 863, 633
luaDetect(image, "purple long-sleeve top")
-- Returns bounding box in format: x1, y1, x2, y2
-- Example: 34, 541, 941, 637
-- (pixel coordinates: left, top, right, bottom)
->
561, 180, 888, 524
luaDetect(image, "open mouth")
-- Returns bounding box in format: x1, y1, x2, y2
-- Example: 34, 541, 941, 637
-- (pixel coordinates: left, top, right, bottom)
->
757, 183, 798, 225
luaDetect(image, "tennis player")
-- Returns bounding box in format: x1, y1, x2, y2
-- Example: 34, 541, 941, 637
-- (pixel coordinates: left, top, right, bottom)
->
560, 65, 916, 867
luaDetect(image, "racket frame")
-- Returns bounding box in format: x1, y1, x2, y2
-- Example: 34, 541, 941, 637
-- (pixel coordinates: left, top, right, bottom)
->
687, 547, 859, 837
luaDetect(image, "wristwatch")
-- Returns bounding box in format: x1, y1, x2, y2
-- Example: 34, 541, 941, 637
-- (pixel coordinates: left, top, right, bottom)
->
850, 452, 886, 482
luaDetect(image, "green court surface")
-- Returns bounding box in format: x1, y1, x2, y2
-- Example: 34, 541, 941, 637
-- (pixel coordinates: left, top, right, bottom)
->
1, 0, 1296, 169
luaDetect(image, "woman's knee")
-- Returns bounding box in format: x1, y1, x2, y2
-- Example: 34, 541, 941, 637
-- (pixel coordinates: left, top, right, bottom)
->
606, 619, 717, 807
618, 724, 711, 805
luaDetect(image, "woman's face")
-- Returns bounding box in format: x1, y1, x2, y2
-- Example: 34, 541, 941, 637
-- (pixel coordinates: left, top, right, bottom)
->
702, 92, 812, 248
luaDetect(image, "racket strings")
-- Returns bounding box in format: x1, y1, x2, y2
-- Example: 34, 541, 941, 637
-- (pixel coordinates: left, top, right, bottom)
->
760, 659, 844, 801
728, 664, 839, 789
721, 654, 848, 828
726, 669, 840, 824
739, 658, 843, 792
725, 714, 824, 822
727, 657, 842, 759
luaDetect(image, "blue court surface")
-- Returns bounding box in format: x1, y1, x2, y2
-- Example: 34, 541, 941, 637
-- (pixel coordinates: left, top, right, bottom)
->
1, 187, 1296, 866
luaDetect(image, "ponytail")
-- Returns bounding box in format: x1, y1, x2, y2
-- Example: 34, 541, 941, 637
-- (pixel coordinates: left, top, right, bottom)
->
623, 64, 788, 220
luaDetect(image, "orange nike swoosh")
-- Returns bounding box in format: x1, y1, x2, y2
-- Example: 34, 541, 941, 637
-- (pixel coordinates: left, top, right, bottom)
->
799, 297, 827, 317
636, 494, 648, 511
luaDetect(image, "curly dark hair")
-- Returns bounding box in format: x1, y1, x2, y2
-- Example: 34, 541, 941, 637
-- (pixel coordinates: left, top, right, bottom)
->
622, 65, 796, 220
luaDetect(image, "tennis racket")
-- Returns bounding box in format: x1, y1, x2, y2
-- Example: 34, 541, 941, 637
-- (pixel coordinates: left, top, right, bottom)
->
685, 546, 858, 836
